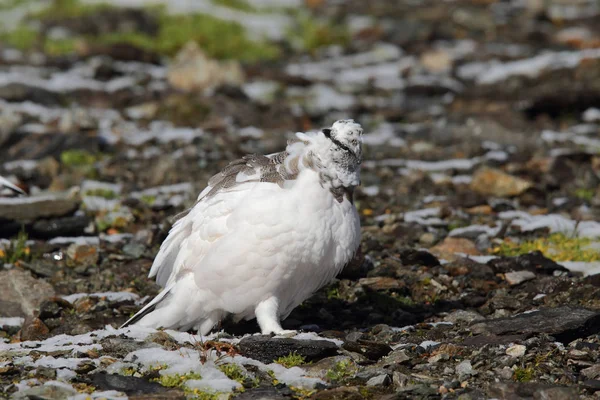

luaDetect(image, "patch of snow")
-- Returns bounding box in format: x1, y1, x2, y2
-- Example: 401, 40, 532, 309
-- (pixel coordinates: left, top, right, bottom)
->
404, 207, 445, 226
457, 49, 600, 84
48, 237, 101, 246
362, 123, 406, 147
62, 292, 141, 304
583, 108, 600, 122
498, 211, 600, 238
361, 186, 380, 197
560, 262, 600, 277
449, 224, 501, 237
81, 180, 122, 195
289, 332, 344, 346
465, 255, 497, 264
184, 362, 242, 393
33, 356, 94, 370
238, 126, 264, 139
305, 84, 356, 114
243, 81, 280, 104
419, 340, 440, 350
541, 129, 600, 149
82, 196, 120, 212
0, 317, 24, 327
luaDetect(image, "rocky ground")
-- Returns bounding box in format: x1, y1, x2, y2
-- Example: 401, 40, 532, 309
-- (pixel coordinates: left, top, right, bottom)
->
2, 0, 600, 399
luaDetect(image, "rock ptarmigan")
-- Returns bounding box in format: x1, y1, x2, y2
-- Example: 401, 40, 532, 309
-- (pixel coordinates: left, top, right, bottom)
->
122, 120, 363, 335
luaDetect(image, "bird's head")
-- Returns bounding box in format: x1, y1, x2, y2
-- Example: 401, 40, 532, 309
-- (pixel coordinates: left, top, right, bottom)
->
320, 119, 363, 187
322, 119, 363, 162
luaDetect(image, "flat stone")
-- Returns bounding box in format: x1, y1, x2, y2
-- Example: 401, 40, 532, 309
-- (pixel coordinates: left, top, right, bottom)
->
488, 252, 568, 275
366, 374, 391, 387
430, 237, 480, 260
0, 269, 56, 317
398, 248, 440, 267
90, 372, 182, 396
238, 335, 338, 364
470, 167, 532, 197
342, 340, 392, 361
470, 307, 600, 344
12, 383, 77, 400
581, 364, 600, 380
504, 270, 536, 285
358, 277, 402, 290
443, 310, 484, 324
31, 215, 91, 239
0, 194, 79, 222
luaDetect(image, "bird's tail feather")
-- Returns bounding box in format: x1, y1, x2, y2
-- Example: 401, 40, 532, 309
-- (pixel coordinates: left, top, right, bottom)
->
119, 282, 176, 328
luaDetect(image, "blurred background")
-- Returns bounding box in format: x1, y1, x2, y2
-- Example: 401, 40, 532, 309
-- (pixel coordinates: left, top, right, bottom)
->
2, 2, 600, 394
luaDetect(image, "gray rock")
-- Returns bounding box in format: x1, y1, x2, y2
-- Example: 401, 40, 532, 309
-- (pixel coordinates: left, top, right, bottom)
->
90, 372, 182, 396
12, 383, 77, 400
470, 306, 600, 344
456, 360, 475, 380
366, 374, 391, 387
504, 270, 536, 285
0, 193, 79, 221
581, 364, 600, 380
238, 335, 338, 364
0, 269, 55, 317
444, 310, 484, 324
341, 339, 392, 361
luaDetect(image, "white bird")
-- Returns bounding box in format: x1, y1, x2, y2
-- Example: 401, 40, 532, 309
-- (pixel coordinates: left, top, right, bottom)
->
0, 175, 26, 196
122, 120, 363, 335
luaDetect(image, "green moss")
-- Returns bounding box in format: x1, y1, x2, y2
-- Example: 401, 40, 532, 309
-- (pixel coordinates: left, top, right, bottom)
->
326, 287, 342, 300
212, 0, 256, 12
186, 390, 226, 400
218, 364, 245, 384
85, 188, 117, 199
0, 230, 30, 264
493, 233, 600, 262
275, 352, 306, 368
60, 149, 97, 167
155, 372, 202, 388
574, 188, 595, 202
153, 12, 279, 60
140, 195, 156, 206
1, 25, 38, 50
289, 13, 349, 52
325, 360, 356, 383
289, 386, 316, 399
513, 366, 534, 382
6, 0, 280, 61
31, 0, 114, 19
44, 37, 78, 55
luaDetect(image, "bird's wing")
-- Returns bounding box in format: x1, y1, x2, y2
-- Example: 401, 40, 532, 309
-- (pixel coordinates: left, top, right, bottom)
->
0, 176, 25, 195
148, 150, 297, 288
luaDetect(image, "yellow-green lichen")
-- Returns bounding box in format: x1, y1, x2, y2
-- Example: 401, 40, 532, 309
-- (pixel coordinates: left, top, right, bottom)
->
60, 149, 98, 167
154, 372, 202, 388
325, 360, 356, 383
19, 0, 280, 61
217, 364, 246, 385
513, 366, 534, 382
275, 352, 306, 368
493, 233, 600, 262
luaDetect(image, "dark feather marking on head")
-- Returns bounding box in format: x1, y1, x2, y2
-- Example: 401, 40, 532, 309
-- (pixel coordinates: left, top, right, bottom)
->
329, 186, 355, 204
322, 128, 357, 159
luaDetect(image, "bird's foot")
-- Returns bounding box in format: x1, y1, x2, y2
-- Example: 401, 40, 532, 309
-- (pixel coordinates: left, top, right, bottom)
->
273, 329, 297, 338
